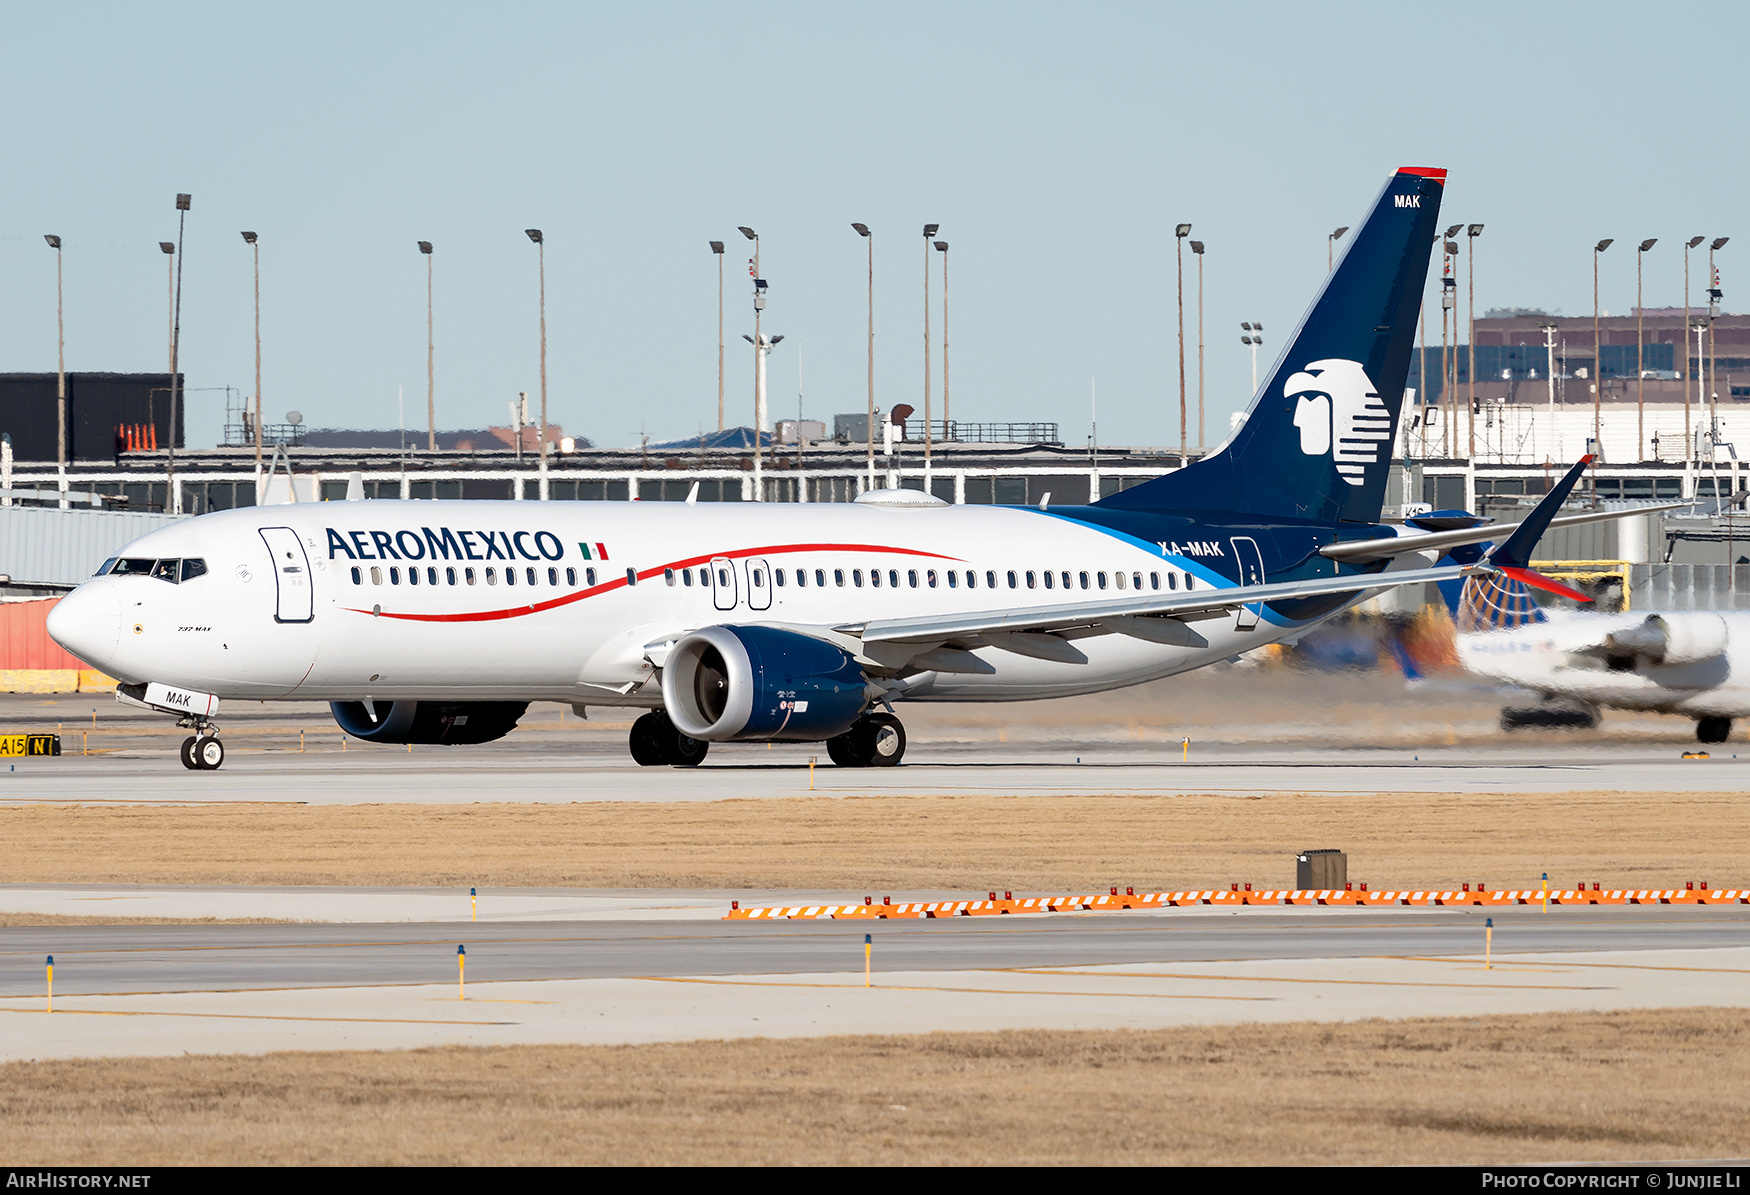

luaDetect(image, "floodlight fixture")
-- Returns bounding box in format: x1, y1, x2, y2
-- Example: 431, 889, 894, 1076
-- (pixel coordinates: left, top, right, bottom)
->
1445, 240, 1459, 255
418, 241, 433, 254
1189, 240, 1204, 254
1330, 226, 1348, 241
738, 226, 757, 240
709, 240, 724, 253
240, 231, 257, 244
1175, 223, 1191, 238
851, 222, 869, 237
1467, 223, 1483, 237
922, 224, 939, 237
1639, 238, 1658, 252
933, 240, 947, 252
175, 193, 191, 211
1713, 237, 1730, 251
160, 242, 174, 254
525, 229, 542, 244
1444, 224, 1463, 238
1595, 239, 1613, 253
1688, 236, 1706, 249
43, 235, 60, 249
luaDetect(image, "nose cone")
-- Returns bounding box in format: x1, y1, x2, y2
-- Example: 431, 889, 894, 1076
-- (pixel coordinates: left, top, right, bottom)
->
46, 579, 121, 671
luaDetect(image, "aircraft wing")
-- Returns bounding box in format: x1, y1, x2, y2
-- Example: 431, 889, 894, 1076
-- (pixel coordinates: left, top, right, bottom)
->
1320, 502, 1697, 563
846, 564, 1467, 646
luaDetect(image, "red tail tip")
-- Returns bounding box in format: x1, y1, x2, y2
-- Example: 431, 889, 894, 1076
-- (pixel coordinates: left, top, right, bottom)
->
1397, 166, 1447, 180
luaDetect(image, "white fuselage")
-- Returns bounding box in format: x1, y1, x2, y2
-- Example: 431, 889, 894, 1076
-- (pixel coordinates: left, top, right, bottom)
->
50, 499, 1311, 707
1457, 610, 1750, 719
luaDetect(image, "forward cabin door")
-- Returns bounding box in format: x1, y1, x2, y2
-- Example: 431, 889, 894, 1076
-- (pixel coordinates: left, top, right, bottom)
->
710, 555, 738, 611
745, 557, 772, 611
1229, 536, 1265, 632
259, 527, 314, 623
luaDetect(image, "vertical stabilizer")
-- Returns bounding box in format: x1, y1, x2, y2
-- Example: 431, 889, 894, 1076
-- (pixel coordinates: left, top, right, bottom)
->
1101, 168, 1446, 522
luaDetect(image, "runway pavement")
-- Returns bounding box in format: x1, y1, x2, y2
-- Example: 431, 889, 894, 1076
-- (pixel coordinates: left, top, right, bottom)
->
0, 907, 1745, 1061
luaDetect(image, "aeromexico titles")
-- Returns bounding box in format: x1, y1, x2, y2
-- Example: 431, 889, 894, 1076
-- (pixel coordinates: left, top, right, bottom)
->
48, 166, 1643, 771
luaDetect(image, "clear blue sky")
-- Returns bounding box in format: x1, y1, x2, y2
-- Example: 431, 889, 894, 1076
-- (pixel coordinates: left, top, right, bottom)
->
2, 1, 1742, 450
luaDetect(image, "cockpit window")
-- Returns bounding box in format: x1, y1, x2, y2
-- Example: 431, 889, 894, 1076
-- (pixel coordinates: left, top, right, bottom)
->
150, 559, 179, 582
96, 558, 118, 577
179, 558, 208, 582
110, 557, 202, 583
111, 558, 157, 576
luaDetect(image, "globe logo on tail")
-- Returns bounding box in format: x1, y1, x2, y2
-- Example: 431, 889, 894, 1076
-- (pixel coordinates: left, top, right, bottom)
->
1287, 359, 1391, 486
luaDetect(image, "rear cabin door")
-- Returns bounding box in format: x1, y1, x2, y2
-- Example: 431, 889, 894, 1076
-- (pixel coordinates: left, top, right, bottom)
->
259, 527, 314, 623
1229, 536, 1265, 632
745, 557, 772, 610
710, 555, 738, 611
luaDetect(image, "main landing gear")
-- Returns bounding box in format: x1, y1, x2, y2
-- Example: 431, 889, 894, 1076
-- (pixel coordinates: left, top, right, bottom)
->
178, 721, 225, 770
827, 712, 906, 768
1696, 716, 1734, 744
629, 711, 709, 767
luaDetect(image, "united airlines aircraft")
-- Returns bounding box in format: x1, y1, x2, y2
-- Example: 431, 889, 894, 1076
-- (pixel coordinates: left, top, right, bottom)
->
47, 167, 1636, 770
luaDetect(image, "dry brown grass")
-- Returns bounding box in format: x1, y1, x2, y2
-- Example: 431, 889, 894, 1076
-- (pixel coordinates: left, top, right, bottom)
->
2, 1009, 1745, 1165
0, 914, 291, 926
1, 790, 1745, 892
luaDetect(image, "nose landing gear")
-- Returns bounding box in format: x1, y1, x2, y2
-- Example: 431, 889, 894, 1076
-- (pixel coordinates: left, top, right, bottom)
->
178, 719, 225, 770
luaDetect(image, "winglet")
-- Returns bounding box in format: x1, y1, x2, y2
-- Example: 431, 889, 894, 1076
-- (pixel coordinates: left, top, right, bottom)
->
1488, 454, 1594, 568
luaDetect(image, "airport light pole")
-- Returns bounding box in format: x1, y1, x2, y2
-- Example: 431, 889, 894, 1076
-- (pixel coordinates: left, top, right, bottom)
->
1709, 238, 1729, 432
739, 226, 767, 496
1240, 323, 1263, 395
241, 232, 262, 466
526, 229, 548, 462
852, 223, 874, 490
710, 240, 725, 432
160, 241, 175, 376
169, 193, 189, 513
1191, 239, 1205, 449
935, 239, 950, 443
44, 236, 65, 468
419, 241, 435, 452
1541, 321, 1559, 461
1328, 226, 1349, 272
1637, 238, 1657, 460
1592, 238, 1613, 490
1466, 224, 1483, 465
922, 223, 939, 483
1442, 225, 1461, 457
1685, 235, 1704, 469
1176, 223, 1190, 464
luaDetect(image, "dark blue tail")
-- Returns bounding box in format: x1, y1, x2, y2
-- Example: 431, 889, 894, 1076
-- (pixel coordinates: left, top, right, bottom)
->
1100, 167, 1446, 524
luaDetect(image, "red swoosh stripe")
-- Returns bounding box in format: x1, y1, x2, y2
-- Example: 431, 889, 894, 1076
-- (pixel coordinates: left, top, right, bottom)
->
342, 541, 964, 623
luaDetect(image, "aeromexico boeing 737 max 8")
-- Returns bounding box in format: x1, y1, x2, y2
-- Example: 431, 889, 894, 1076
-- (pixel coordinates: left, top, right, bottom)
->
46, 168, 1644, 770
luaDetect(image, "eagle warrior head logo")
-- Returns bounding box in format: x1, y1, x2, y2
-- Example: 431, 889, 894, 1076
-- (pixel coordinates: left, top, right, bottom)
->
1286, 359, 1391, 486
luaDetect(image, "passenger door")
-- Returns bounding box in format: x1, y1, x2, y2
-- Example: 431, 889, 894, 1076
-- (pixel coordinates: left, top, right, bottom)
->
1229, 536, 1265, 632
259, 526, 314, 623
710, 555, 738, 611
745, 557, 772, 611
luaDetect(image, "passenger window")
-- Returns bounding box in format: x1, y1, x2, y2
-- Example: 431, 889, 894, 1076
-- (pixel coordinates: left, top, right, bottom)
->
774, 569, 785, 586
1116, 572, 1126, 590
1097, 572, 1107, 589
1026, 571, 1036, 589
447, 567, 458, 585
1151, 572, 1161, 590
390, 567, 401, 585
429, 567, 439, 585
1133, 572, 1143, 590
1079, 571, 1089, 589
665, 568, 676, 586
179, 559, 208, 582
627, 568, 638, 586
927, 570, 937, 588
528, 568, 538, 586
681, 569, 692, 587
548, 568, 558, 586
753, 569, 764, 588
888, 569, 899, 587
948, 571, 958, 588
151, 559, 180, 583
1006, 570, 1017, 588
834, 569, 844, 586
1061, 571, 1070, 589
907, 569, 918, 587
853, 569, 864, 587
504, 567, 515, 586
870, 569, 881, 588
795, 569, 806, 587
567, 567, 577, 586
1043, 571, 1054, 589
1184, 573, 1194, 590
409, 568, 420, 586
486, 568, 498, 585
985, 571, 996, 588
466, 568, 477, 585
717, 568, 729, 586
586, 568, 597, 585
351, 566, 362, 585
371, 566, 383, 585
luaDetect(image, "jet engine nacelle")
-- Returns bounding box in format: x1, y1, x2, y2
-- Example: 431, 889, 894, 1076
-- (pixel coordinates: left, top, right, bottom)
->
331, 700, 528, 745
1606, 614, 1728, 665
661, 625, 869, 742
